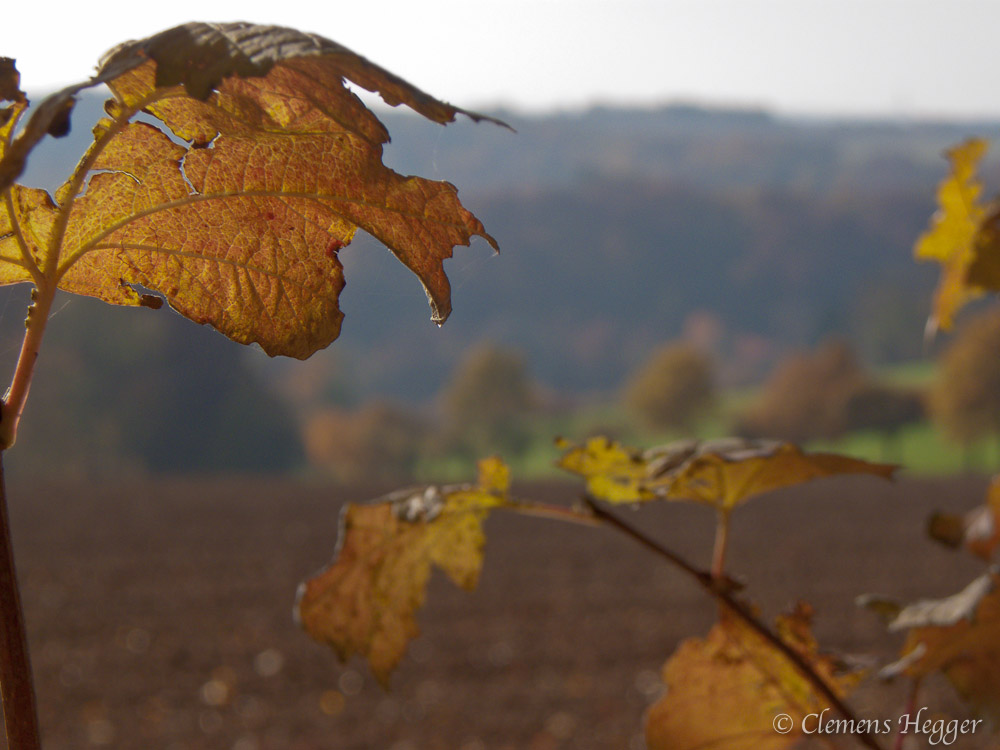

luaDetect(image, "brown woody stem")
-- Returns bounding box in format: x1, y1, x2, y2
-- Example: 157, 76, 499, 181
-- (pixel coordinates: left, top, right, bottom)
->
0, 453, 41, 749
583, 495, 884, 750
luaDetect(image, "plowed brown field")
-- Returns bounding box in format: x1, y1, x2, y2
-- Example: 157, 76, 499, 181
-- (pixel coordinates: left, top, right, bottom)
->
1, 474, 995, 749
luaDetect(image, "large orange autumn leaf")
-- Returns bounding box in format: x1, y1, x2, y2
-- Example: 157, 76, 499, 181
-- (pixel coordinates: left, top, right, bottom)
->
646, 603, 863, 750
296, 458, 509, 685
0, 23, 502, 358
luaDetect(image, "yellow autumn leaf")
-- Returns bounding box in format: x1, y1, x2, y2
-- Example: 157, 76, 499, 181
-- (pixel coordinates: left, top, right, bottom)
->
557, 436, 895, 511
662, 439, 896, 512
0, 62, 40, 287
296, 458, 508, 685
646, 602, 863, 750
914, 138, 988, 331
554, 436, 657, 503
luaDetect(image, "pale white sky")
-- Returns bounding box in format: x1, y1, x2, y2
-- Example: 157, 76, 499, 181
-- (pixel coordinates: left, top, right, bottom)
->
4, 0, 1000, 119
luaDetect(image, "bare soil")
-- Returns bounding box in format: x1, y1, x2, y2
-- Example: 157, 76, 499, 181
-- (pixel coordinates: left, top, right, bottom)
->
0, 474, 995, 749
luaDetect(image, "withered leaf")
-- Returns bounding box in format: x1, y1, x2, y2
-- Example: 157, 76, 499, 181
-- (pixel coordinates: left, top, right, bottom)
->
557, 436, 895, 511
660, 439, 896, 512
872, 570, 1000, 724
0, 23, 504, 357
645, 603, 863, 750
296, 457, 509, 685
928, 476, 1000, 561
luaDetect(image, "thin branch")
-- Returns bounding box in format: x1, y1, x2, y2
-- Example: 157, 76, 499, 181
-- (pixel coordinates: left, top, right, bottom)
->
583, 495, 885, 750
505, 499, 602, 527
0, 452, 41, 749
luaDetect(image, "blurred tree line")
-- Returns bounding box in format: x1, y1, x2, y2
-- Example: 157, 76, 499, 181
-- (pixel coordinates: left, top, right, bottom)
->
300, 344, 538, 483
9, 286, 1000, 482
6, 293, 302, 478
930, 306, 1000, 460
736, 339, 924, 459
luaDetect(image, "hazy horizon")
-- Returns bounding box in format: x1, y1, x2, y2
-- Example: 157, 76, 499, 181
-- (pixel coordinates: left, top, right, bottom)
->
7, 1, 1000, 121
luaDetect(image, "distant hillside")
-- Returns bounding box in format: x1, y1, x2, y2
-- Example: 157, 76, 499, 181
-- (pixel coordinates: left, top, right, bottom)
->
12, 92, 998, 406
21, 92, 1000, 197
376, 104, 1000, 197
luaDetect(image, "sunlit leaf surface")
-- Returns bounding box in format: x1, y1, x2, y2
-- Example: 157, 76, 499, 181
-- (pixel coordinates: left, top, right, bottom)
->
0, 23, 502, 357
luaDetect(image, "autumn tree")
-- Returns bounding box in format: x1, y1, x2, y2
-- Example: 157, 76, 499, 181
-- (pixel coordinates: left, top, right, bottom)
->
440, 344, 536, 457
623, 342, 715, 433
930, 306, 1000, 448
843, 384, 925, 461
738, 339, 865, 442
303, 401, 428, 483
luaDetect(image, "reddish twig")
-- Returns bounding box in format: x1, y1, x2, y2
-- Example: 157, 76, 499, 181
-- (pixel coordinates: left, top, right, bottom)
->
893, 679, 922, 750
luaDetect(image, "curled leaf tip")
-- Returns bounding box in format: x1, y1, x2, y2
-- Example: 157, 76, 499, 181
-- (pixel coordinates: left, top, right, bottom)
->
0, 58, 26, 104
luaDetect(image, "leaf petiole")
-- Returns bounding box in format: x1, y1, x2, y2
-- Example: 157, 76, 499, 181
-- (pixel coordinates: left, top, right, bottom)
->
1, 279, 56, 449
711, 509, 731, 581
